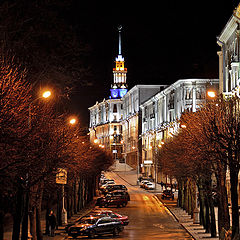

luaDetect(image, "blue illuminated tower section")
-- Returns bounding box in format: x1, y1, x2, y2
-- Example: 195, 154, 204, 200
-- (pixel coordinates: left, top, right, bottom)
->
110, 26, 128, 99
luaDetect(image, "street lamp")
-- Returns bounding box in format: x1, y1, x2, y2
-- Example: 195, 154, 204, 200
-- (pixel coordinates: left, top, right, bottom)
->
28, 90, 52, 129
61, 116, 77, 225
42, 90, 51, 99
25, 90, 51, 238
207, 90, 216, 99
69, 118, 77, 125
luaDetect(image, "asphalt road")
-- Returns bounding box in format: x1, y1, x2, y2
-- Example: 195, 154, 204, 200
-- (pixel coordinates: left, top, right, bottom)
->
66, 171, 193, 240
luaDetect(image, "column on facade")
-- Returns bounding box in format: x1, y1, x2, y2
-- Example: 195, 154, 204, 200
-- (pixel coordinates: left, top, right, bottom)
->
192, 83, 196, 112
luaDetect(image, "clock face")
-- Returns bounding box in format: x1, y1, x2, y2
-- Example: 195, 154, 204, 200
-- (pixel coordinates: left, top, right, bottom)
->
110, 89, 119, 98
119, 89, 128, 98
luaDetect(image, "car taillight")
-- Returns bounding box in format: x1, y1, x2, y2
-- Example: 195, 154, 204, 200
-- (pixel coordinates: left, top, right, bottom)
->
121, 221, 124, 225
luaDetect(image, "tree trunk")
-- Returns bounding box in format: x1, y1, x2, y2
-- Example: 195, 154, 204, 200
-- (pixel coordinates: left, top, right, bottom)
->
73, 181, 77, 214
77, 180, 81, 211
29, 207, 36, 240
0, 211, 4, 240
179, 179, 184, 208
36, 206, 43, 240
45, 194, 51, 236
57, 189, 62, 226
230, 166, 239, 238
209, 193, 216, 237
21, 191, 29, 240
12, 186, 24, 240
183, 179, 188, 211
216, 162, 230, 235
205, 193, 210, 233
199, 186, 205, 227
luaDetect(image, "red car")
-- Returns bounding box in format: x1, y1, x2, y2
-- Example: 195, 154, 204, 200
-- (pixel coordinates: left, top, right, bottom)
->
94, 210, 129, 226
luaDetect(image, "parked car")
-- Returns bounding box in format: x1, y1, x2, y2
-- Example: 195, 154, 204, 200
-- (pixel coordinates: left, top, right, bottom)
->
96, 194, 128, 207
145, 182, 155, 190
103, 184, 128, 194
65, 213, 104, 233
161, 190, 174, 200
99, 180, 115, 191
68, 216, 124, 238
93, 210, 129, 226
140, 180, 150, 188
100, 179, 115, 186
108, 190, 130, 201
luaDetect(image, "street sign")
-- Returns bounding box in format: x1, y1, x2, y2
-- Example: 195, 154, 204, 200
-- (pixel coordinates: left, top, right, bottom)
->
56, 168, 67, 184
143, 160, 153, 165
112, 149, 117, 153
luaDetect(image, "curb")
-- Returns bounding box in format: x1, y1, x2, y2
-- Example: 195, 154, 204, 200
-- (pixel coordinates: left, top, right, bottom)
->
155, 195, 197, 240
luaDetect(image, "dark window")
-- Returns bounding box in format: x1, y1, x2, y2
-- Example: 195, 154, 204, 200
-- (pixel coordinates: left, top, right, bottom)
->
113, 104, 117, 113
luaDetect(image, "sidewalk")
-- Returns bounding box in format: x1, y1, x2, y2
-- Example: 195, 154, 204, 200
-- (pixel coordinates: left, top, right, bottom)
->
114, 168, 219, 240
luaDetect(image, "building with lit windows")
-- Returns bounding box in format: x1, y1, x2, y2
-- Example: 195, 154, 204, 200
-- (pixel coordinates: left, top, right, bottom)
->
140, 78, 219, 181
217, 4, 240, 96
121, 85, 167, 170
217, 3, 240, 204
88, 26, 127, 160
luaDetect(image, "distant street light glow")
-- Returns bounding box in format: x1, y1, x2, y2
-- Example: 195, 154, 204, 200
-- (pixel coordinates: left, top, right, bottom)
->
207, 91, 216, 98
69, 118, 76, 125
42, 90, 51, 98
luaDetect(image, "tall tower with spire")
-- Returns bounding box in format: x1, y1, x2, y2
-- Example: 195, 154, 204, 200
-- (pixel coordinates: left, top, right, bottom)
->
110, 25, 128, 99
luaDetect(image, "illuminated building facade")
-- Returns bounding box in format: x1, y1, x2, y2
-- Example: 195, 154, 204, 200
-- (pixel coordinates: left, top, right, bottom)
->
88, 26, 127, 160
217, 3, 240, 204
217, 4, 240, 96
140, 79, 219, 181
121, 85, 166, 169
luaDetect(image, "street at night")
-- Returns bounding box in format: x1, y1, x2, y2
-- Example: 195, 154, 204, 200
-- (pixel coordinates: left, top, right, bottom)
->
2, 1, 240, 240
63, 171, 192, 240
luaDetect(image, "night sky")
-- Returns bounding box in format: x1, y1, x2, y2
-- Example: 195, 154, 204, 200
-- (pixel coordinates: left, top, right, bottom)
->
69, 1, 238, 126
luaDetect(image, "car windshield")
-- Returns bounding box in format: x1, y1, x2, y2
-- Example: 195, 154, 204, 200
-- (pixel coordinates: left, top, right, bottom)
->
109, 213, 118, 218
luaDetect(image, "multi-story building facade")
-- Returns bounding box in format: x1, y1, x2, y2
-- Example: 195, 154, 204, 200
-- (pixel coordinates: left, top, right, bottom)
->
217, 3, 240, 203
140, 79, 219, 181
89, 26, 127, 160
217, 3, 240, 96
121, 85, 166, 170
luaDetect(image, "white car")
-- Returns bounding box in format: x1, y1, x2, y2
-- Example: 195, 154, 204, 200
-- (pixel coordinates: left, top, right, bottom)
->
145, 182, 155, 190
140, 180, 150, 188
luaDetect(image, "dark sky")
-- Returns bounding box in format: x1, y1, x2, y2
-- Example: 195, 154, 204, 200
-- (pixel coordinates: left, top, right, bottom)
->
70, 1, 238, 126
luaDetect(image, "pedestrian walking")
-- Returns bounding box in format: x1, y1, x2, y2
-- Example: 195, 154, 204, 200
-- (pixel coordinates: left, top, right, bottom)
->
48, 210, 56, 237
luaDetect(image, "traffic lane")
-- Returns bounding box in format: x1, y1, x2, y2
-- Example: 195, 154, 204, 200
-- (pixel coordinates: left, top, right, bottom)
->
97, 172, 193, 240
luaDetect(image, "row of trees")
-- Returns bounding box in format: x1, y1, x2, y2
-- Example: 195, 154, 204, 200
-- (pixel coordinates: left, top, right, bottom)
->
0, 53, 113, 240
157, 95, 240, 239
0, 1, 106, 239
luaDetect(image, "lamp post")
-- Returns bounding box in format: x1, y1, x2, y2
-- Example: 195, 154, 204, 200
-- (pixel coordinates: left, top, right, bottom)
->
24, 90, 51, 239
60, 117, 77, 225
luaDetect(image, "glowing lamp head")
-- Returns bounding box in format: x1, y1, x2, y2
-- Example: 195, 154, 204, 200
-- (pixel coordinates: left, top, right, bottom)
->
42, 91, 51, 98
207, 90, 216, 98
69, 118, 76, 125
94, 139, 98, 144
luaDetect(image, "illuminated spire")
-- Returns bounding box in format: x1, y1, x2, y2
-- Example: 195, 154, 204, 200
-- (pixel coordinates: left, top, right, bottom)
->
118, 25, 122, 55
110, 26, 128, 98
